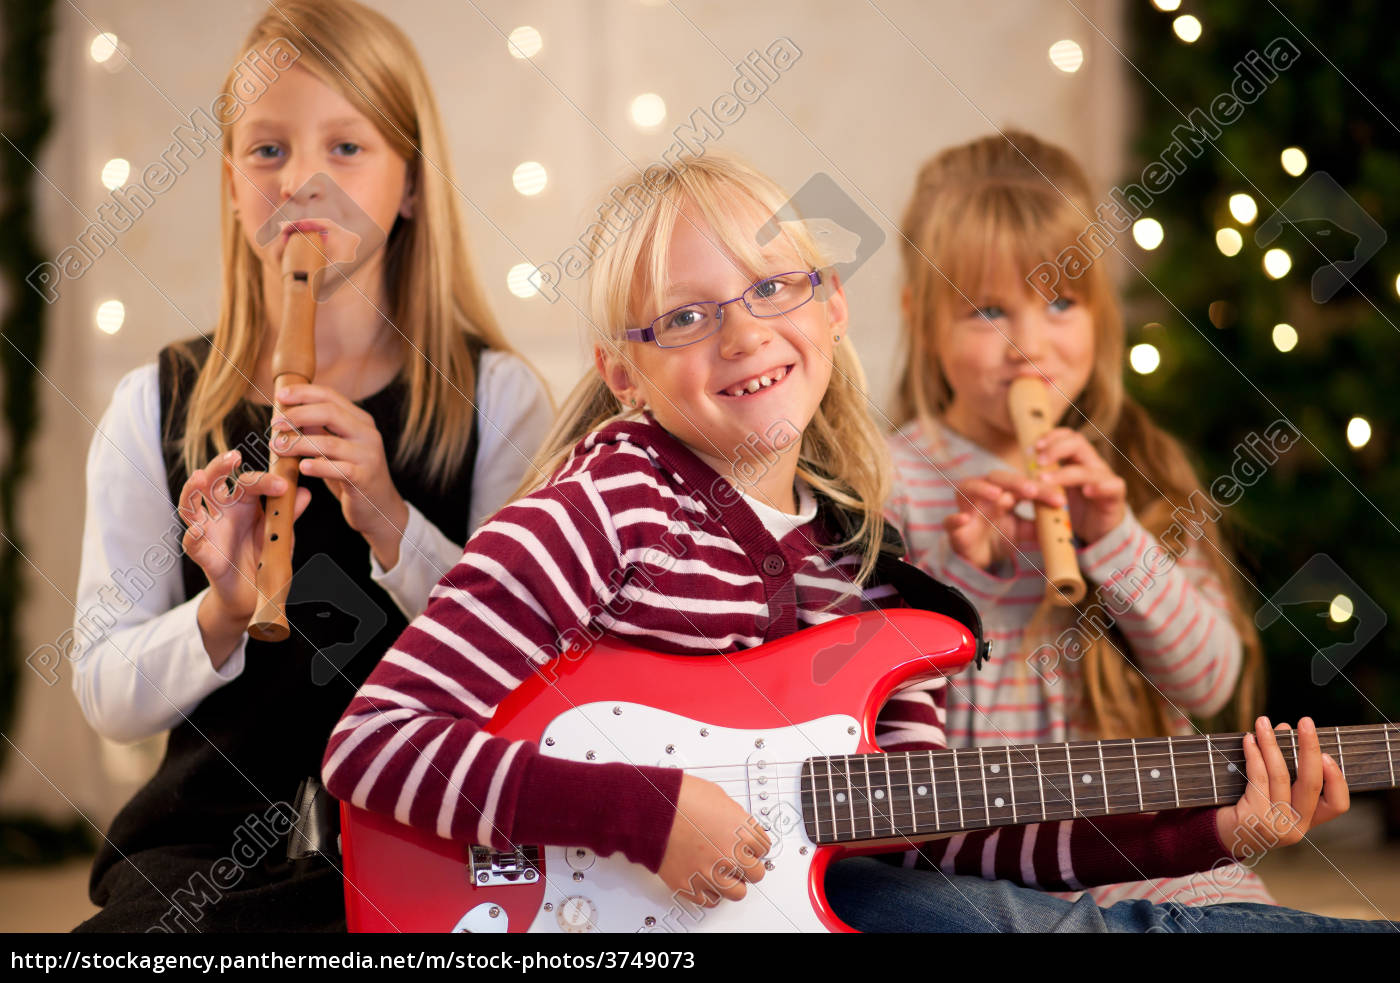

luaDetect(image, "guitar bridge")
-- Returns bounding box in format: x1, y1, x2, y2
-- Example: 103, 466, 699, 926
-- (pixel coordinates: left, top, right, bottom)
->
468, 845, 541, 886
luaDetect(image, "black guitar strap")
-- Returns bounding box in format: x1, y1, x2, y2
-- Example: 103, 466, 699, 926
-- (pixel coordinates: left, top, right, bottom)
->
817, 495, 992, 671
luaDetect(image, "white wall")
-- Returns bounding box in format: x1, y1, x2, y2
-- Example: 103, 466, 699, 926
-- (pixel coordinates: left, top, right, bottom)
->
3, 0, 1128, 825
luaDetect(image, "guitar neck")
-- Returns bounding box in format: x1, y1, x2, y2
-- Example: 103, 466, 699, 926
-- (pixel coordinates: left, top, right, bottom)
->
801, 723, 1400, 845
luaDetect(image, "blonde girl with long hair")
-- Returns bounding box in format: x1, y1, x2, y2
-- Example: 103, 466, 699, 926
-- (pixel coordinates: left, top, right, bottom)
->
321, 152, 1359, 933
886, 129, 1274, 908
71, 0, 550, 931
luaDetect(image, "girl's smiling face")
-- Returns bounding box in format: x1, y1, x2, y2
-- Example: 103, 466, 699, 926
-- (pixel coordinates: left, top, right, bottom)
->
226, 64, 410, 293
938, 275, 1095, 456
599, 202, 848, 500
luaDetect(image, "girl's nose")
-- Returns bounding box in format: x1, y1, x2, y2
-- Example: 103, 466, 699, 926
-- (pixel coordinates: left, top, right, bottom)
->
1008, 312, 1048, 361
280, 164, 326, 205
716, 303, 774, 359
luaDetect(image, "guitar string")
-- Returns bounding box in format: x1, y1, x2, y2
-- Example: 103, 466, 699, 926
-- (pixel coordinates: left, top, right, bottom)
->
671, 744, 1397, 783
666, 725, 1396, 775
684, 740, 1400, 788
801, 793, 1392, 839
682, 748, 1398, 796
641, 733, 1397, 836
799, 779, 1399, 832
800, 765, 1399, 805
688, 764, 1400, 803
678, 762, 1400, 806
754, 775, 1400, 842
658, 730, 1398, 779
793, 767, 1400, 832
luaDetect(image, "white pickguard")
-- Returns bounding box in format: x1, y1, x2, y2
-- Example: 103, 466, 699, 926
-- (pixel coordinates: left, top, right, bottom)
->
483, 703, 857, 933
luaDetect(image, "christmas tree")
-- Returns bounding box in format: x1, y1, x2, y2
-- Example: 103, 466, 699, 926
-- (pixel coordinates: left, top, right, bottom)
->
1123, 0, 1399, 731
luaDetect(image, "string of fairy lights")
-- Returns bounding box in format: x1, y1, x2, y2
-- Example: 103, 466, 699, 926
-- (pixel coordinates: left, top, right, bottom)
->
82, 4, 1380, 459
80, 18, 663, 316
1061, 3, 1366, 626
1122, 3, 1374, 456
500, 22, 670, 300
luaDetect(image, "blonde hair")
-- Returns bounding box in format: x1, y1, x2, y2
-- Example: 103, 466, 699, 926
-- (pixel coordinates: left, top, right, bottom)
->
524, 154, 892, 583
894, 130, 1262, 736
179, 0, 514, 488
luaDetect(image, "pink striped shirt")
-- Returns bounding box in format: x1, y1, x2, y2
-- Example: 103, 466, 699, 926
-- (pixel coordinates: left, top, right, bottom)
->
886, 416, 1273, 905
323, 418, 1233, 890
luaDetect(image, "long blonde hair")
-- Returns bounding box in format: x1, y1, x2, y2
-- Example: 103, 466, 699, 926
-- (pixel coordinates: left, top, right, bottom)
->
524, 154, 893, 584
179, 0, 513, 488
894, 130, 1262, 736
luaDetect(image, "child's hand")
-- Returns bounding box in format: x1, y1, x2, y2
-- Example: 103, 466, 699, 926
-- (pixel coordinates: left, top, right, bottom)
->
945, 470, 1066, 573
180, 448, 312, 621
271, 384, 409, 569
1034, 427, 1127, 544
657, 775, 771, 907
1215, 716, 1350, 861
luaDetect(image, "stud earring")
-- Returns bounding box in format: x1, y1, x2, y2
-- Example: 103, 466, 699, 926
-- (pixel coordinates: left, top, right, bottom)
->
833, 333, 842, 344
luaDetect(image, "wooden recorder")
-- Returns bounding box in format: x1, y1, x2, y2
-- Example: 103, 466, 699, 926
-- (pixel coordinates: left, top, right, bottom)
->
248, 231, 326, 642
1007, 377, 1086, 606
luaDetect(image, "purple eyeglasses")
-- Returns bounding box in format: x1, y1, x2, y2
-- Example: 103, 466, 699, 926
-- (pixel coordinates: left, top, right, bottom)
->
624, 270, 824, 349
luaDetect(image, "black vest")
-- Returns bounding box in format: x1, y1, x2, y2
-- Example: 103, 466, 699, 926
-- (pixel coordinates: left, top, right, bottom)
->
91, 335, 482, 886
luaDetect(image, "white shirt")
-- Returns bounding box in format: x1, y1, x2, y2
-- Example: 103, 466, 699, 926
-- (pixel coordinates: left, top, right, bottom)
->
70, 349, 553, 744
742, 480, 818, 539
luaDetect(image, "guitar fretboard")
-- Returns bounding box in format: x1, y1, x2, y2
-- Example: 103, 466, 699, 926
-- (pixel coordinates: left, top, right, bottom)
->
799, 724, 1399, 844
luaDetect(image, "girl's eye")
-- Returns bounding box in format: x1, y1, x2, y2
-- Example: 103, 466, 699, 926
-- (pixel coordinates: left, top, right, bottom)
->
251, 144, 283, 160
1049, 297, 1075, 313
974, 305, 1005, 321
333, 142, 362, 157
667, 307, 707, 331
752, 277, 788, 300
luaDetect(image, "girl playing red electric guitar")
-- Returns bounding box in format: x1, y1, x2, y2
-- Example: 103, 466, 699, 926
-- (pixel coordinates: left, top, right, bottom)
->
323, 154, 1390, 931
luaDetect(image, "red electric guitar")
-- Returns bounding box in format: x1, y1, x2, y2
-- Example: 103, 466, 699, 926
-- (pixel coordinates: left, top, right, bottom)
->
338, 610, 1399, 933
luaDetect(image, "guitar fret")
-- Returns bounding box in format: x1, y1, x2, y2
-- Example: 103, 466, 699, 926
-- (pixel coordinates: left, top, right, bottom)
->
1131, 738, 1144, 812
928, 750, 941, 831
904, 753, 918, 835
844, 755, 857, 840
1097, 740, 1109, 812
1207, 735, 1217, 803
881, 755, 895, 837
1335, 726, 1345, 776
1035, 745, 1046, 821
1007, 748, 1017, 824
1388, 727, 1396, 787
952, 747, 964, 828
823, 758, 838, 844
802, 760, 814, 839
856, 756, 868, 840
1065, 744, 1077, 818
978, 748, 991, 826
1168, 738, 1180, 808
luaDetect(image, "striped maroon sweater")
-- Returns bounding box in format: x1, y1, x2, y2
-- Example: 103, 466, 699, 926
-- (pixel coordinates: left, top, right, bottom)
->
322, 418, 1231, 885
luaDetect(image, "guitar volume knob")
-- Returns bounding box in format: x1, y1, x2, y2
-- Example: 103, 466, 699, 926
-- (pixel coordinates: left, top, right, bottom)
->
557, 895, 597, 933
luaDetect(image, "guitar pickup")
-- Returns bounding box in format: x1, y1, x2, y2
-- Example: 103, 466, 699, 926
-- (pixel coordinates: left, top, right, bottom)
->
468, 845, 541, 886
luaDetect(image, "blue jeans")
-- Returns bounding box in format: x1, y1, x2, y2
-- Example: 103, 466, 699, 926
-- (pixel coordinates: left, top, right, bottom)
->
825, 857, 1398, 933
